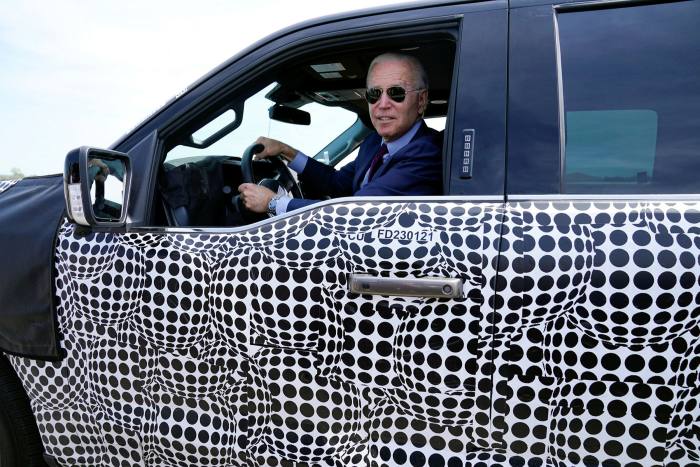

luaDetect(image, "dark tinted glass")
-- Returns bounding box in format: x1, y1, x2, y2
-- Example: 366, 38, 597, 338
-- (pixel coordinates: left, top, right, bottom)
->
559, 1, 700, 194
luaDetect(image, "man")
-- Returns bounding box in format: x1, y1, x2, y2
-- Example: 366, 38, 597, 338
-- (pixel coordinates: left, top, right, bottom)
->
238, 52, 442, 216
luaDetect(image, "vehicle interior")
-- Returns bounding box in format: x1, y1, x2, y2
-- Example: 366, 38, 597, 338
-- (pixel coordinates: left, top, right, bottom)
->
154, 35, 456, 227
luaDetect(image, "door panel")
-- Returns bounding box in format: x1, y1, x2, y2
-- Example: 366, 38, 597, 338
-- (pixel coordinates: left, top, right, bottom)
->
10, 199, 504, 465
493, 200, 700, 465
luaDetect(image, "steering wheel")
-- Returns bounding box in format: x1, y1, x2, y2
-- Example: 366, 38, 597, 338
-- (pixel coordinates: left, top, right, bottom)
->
233, 143, 304, 222
240, 143, 304, 197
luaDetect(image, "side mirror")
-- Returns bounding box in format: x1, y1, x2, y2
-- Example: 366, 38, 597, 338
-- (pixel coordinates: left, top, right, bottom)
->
64, 147, 131, 227
268, 104, 311, 125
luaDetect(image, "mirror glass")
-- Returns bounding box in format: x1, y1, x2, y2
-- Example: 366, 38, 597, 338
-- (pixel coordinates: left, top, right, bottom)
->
88, 155, 126, 221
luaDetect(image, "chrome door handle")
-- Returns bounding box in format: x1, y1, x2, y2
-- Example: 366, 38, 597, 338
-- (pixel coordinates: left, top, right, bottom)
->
348, 274, 463, 298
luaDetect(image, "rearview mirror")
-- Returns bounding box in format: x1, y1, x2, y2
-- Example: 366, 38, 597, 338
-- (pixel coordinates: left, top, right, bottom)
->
64, 147, 131, 227
269, 104, 311, 125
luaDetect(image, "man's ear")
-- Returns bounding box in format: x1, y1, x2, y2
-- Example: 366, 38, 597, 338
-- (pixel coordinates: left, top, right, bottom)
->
418, 89, 429, 115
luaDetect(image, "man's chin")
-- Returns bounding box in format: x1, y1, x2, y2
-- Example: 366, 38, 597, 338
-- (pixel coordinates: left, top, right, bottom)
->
377, 129, 397, 142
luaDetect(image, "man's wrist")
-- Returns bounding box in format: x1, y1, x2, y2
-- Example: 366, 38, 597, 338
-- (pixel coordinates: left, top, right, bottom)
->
281, 145, 297, 162
288, 152, 309, 173
267, 194, 282, 217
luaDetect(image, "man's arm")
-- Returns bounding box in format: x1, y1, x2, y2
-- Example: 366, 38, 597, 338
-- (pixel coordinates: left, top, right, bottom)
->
297, 157, 357, 198
275, 157, 358, 214
239, 136, 358, 214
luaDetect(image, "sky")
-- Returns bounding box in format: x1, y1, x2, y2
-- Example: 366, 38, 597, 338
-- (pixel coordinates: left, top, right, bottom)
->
0, 0, 409, 176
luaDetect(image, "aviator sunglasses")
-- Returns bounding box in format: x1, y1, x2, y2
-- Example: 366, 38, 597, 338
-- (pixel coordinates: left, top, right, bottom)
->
365, 86, 424, 104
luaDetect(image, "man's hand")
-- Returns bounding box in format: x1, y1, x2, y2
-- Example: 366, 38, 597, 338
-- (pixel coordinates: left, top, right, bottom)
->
254, 136, 297, 162
238, 183, 276, 213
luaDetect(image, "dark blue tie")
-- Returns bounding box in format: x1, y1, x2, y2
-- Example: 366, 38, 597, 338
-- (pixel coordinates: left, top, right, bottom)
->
366, 143, 388, 181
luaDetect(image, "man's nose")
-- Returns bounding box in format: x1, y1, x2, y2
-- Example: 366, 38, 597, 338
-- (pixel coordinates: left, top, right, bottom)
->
377, 92, 392, 108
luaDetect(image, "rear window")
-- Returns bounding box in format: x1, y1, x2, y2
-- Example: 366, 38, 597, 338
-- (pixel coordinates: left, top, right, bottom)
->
558, 1, 700, 194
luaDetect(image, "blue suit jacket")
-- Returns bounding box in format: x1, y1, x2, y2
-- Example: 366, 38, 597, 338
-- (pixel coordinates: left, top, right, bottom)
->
287, 121, 442, 211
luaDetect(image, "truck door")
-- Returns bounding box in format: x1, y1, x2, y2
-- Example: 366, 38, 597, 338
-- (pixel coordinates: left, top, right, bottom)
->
499, 0, 700, 465
10, 3, 509, 466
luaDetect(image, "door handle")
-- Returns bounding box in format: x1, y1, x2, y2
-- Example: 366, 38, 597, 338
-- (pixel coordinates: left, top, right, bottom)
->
348, 274, 463, 299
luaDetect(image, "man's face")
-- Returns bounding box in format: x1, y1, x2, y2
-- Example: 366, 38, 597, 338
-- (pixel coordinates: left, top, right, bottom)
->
367, 59, 427, 142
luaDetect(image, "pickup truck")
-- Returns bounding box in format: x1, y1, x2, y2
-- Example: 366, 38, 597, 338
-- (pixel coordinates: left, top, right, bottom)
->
0, 0, 698, 466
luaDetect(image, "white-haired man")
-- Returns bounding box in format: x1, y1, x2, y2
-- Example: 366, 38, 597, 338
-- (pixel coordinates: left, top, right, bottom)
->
238, 52, 442, 215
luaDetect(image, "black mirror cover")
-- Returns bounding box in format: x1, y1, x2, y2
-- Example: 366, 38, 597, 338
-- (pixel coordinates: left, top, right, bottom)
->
268, 104, 311, 125
64, 147, 131, 227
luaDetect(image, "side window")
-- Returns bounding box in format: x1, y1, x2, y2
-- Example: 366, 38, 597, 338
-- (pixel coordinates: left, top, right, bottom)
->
558, 1, 700, 194
154, 33, 460, 227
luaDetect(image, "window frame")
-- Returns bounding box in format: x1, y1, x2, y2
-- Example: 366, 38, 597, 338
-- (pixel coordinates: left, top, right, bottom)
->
446, 6, 508, 197
152, 27, 465, 229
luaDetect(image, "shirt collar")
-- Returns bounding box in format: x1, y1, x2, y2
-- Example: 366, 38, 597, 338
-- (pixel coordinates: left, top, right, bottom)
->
384, 119, 423, 156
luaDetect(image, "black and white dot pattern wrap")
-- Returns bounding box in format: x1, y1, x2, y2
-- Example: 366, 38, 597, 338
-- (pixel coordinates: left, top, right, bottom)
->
492, 201, 700, 467
7, 199, 700, 466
